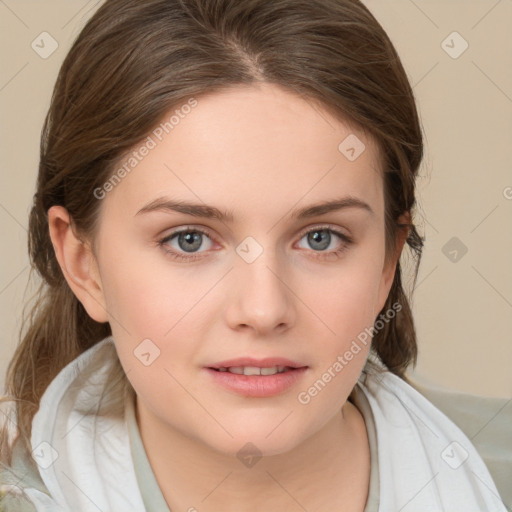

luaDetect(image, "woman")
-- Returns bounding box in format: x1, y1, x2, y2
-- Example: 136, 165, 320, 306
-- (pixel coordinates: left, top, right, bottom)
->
0, 0, 507, 510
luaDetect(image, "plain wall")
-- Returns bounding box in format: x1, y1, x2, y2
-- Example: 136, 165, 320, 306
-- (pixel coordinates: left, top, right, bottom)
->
1, 0, 511, 398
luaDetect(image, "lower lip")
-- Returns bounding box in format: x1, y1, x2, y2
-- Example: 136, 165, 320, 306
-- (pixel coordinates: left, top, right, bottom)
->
204, 367, 308, 397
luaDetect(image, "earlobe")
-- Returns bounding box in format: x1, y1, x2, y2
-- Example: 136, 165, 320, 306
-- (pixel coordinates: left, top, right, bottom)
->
47, 206, 109, 323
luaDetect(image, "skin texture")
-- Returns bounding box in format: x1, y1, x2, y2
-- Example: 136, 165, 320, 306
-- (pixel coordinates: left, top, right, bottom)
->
48, 82, 406, 511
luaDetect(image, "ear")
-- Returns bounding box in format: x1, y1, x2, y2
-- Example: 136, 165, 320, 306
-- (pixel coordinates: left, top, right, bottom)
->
376, 212, 411, 314
48, 205, 109, 323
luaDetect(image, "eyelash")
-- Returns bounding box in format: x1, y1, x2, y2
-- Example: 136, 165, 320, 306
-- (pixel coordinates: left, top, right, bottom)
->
157, 224, 353, 263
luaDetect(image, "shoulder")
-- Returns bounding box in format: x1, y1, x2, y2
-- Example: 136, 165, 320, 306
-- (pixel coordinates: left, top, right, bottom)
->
410, 379, 512, 512
356, 366, 509, 511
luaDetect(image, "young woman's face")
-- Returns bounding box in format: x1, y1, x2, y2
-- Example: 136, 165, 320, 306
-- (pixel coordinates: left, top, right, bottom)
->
92, 83, 396, 456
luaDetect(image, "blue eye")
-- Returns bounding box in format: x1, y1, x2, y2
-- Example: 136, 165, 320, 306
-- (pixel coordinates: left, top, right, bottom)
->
158, 225, 353, 262
296, 226, 352, 261
158, 228, 213, 261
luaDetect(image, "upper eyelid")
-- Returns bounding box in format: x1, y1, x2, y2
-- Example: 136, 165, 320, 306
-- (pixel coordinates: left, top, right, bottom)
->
296, 223, 350, 238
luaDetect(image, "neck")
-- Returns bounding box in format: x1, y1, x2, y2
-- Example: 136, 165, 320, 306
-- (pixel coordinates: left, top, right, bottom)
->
136, 396, 370, 512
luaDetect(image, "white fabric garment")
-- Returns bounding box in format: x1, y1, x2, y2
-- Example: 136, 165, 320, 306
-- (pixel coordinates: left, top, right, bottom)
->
22, 336, 506, 511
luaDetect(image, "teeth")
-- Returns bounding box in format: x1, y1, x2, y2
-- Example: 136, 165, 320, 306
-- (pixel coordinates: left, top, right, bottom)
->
228, 366, 245, 375
244, 366, 261, 376
217, 366, 291, 375
260, 367, 279, 376
261, 366, 287, 375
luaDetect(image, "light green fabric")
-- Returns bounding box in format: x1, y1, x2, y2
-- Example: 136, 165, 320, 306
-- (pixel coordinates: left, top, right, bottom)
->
125, 387, 172, 512
350, 384, 380, 512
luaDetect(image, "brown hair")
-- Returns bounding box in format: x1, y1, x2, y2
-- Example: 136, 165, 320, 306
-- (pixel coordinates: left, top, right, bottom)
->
1, 0, 423, 465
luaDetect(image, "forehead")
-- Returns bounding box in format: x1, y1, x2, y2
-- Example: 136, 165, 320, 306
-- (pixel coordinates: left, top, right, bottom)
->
101, 83, 384, 222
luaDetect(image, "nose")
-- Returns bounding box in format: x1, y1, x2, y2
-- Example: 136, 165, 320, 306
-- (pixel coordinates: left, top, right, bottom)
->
224, 248, 296, 336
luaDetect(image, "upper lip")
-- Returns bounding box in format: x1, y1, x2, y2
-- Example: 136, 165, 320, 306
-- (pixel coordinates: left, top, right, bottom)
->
207, 357, 307, 369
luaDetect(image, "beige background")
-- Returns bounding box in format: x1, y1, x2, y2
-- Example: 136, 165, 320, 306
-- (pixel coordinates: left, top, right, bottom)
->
1, 0, 511, 398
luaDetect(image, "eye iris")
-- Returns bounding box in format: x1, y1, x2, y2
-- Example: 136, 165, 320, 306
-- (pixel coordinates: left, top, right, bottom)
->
178, 231, 203, 252
308, 230, 330, 251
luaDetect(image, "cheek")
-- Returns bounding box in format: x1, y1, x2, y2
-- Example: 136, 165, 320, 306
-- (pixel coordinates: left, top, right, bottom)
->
300, 248, 385, 385
296, 272, 380, 418
96, 245, 214, 392
304, 252, 385, 342
98, 244, 206, 339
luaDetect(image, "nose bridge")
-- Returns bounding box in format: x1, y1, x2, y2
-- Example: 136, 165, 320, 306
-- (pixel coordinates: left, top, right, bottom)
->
226, 236, 294, 333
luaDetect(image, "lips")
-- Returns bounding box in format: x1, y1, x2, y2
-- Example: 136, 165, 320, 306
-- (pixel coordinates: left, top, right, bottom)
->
204, 357, 308, 397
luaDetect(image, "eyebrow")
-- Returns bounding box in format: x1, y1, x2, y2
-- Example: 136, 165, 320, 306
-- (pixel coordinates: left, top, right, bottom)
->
135, 195, 374, 221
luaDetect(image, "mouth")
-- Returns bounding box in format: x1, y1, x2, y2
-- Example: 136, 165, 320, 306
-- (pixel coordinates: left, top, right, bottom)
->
204, 360, 308, 397
209, 365, 299, 376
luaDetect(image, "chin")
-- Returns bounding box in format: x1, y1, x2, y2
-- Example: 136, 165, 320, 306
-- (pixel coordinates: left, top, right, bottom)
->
201, 423, 309, 461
